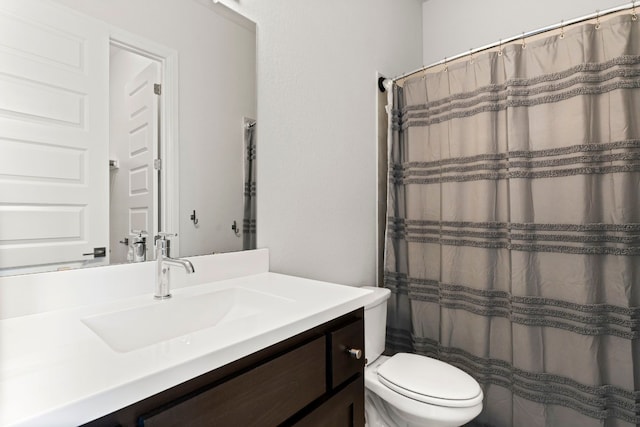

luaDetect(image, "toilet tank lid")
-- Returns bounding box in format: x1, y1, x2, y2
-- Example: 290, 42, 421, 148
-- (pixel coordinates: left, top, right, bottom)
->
360, 286, 391, 309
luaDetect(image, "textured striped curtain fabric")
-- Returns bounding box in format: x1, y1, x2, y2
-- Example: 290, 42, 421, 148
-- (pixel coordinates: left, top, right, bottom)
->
384, 15, 640, 427
243, 123, 257, 250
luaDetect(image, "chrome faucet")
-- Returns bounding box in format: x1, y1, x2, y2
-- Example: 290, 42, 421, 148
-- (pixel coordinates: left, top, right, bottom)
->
154, 233, 195, 299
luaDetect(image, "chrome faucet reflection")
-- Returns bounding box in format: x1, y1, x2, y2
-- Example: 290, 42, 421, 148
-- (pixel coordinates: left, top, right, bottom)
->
154, 233, 195, 299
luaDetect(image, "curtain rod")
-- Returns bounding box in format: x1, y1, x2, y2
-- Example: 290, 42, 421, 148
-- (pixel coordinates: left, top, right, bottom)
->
391, 1, 638, 84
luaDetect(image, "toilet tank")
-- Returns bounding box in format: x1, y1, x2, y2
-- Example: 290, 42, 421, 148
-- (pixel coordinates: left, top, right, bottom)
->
361, 286, 391, 364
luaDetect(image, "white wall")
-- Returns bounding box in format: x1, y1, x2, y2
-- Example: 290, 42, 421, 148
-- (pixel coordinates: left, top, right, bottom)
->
53, 0, 256, 257
218, 0, 424, 286
422, 0, 626, 66
51, 0, 423, 287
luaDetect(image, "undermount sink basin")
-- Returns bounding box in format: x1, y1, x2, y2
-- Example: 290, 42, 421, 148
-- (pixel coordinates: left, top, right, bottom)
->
81, 287, 293, 353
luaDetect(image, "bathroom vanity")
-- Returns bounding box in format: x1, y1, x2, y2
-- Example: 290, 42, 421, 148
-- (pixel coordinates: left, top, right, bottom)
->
0, 249, 371, 426
86, 309, 364, 426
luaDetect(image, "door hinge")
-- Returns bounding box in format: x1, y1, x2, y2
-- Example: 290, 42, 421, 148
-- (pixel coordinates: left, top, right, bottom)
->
154, 83, 162, 95
154, 158, 162, 170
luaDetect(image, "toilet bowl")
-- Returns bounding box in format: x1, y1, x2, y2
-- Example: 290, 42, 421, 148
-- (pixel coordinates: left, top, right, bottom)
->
361, 286, 483, 427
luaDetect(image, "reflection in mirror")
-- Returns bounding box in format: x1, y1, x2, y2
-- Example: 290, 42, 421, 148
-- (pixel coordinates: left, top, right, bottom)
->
0, 0, 257, 276
109, 46, 160, 264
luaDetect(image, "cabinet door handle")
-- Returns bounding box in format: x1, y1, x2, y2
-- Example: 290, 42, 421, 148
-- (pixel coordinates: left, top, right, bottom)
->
346, 348, 362, 360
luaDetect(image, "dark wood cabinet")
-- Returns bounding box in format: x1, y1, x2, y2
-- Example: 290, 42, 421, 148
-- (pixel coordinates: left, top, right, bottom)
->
84, 308, 364, 427
290, 377, 364, 427
141, 337, 326, 427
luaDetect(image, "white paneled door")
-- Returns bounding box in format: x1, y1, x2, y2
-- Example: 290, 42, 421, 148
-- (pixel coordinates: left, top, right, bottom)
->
0, 0, 109, 269
110, 60, 159, 263
125, 63, 159, 248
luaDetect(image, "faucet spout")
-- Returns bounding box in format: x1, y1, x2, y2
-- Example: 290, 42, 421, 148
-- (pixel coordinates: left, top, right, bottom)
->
162, 257, 195, 274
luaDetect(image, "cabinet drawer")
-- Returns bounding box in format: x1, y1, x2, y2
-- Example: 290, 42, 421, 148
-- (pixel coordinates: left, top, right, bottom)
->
330, 318, 364, 388
140, 336, 326, 427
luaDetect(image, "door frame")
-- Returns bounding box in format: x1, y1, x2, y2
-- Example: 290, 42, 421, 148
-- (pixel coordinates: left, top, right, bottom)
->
109, 28, 180, 257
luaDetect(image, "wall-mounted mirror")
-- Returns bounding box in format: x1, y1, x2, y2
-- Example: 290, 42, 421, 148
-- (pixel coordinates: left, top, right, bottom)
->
0, 0, 257, 276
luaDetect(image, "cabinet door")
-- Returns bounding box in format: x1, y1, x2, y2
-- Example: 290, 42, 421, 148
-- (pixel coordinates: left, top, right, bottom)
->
292, 378, 364, 427
330, 319, 365, 388
140, 337, 326, 427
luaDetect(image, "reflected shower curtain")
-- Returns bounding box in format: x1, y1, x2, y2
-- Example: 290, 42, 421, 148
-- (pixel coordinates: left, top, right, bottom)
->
243, 121, 257, 250
384, 15, 640, 427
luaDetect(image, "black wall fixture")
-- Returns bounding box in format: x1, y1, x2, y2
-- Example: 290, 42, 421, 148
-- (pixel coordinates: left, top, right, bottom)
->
378, 76, 388, 93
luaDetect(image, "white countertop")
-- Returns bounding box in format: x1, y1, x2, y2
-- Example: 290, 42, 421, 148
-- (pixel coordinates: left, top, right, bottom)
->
0, 271, 372, 426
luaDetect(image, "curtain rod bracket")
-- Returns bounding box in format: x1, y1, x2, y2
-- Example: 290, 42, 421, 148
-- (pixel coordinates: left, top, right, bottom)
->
378, 77, 393, 93
378, 76, 387, 93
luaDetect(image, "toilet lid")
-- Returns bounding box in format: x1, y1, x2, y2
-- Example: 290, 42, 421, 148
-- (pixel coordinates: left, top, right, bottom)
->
377, 353, 482, 407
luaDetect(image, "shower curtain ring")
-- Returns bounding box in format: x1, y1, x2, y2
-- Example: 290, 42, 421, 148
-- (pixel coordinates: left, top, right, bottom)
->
632, 1, 638, 21
498, 39, 503, 56
521, 32, 527, 49
443, 57, 448, 72
595, 10, 601, 29
559, 20, 565, 39
469, 48, 474, 64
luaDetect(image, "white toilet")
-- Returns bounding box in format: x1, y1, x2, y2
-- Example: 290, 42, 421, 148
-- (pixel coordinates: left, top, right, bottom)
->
361, 286, 483, 427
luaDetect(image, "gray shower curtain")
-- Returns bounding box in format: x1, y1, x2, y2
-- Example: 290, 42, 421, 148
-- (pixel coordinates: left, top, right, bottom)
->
384, 14, 640, 427
243, 122, 257, 250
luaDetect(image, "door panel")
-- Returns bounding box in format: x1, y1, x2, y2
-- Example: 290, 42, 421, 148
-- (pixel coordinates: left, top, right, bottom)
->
0, 0, 109, 269
109, 59, 158, 263
126, 63, 158, 240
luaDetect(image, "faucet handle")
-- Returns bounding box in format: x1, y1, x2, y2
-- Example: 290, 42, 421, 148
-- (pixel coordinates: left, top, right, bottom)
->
155, 232, 177, 240
156, 232, 176, 237
154, 232, 177, 256
154, 232, 176, 244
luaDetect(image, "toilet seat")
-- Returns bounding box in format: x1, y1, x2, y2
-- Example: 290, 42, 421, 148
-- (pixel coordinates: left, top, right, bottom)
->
377, 353, 483, 408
